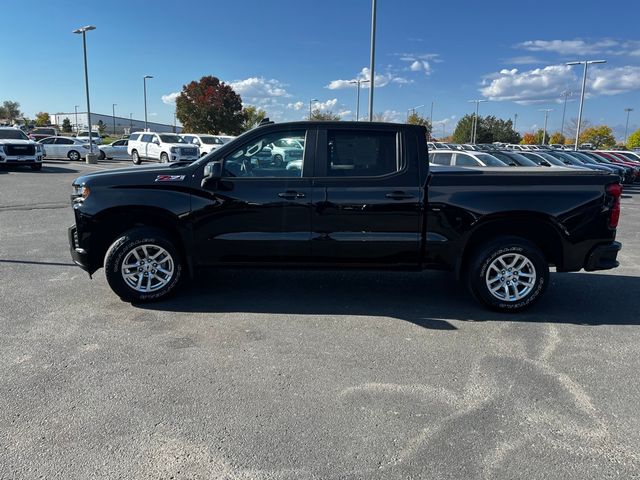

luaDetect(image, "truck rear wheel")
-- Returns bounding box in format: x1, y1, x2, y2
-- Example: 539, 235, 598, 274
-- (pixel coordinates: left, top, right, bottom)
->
104, 227, 183, 303
466, 236, 548, 312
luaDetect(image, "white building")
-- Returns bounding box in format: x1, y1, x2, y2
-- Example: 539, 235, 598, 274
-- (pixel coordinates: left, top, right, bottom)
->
50, 112, 182, 135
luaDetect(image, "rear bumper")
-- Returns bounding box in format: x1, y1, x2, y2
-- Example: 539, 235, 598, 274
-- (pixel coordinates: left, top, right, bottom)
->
584, 241, 622, 271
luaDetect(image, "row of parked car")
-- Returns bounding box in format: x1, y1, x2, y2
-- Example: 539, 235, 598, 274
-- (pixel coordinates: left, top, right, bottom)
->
427, 143, 640, 184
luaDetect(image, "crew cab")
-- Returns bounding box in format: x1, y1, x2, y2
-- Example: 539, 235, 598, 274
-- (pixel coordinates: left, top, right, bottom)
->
127, 132, 199, 165
68, 121, 623, 312
0, 127, 45, 170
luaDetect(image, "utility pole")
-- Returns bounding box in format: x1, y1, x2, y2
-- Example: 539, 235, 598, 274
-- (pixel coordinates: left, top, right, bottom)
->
624, 108, 633, 146
349, 79, 370, 121
143, 75, 153, 130
429, 101, 434, 126
368, 0, 377, 121
468, 99, 487, 144
112, 103, 117, 135
308, 98, 318, 120
560, 91, 572, 138
566, 60, 606, 150
72, 25, 96, 161
539, 109, 553, 145
74, 105, 79, 133
513, 113, 518, 132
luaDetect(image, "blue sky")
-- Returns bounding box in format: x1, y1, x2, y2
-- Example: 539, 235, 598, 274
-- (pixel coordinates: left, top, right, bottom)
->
1, 0, 639, 139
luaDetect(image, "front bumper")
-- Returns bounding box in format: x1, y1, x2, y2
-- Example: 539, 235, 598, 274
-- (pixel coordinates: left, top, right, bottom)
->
0, 155, 43, 164
584, 241, 622, 271
68, 225, 91, 274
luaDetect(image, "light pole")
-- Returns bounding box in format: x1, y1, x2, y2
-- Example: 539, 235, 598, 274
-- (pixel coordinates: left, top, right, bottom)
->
308, 98, 318, 119
429, 101, 434, 126
74, 105, 79, 133
368, 0, 377, 121
112, 103, 117, 136
624, 108, 633, 146
143, 75, 153, 131
468, 99, 487, 144
407, 104, 425, 121
560, 91, 572, 138
349, 79, 370, 121
539, 109, 553, 145
72, 25, 96, 160
566, 60, 606, 150
513, 113, 518, 132
129, 113, 133, 131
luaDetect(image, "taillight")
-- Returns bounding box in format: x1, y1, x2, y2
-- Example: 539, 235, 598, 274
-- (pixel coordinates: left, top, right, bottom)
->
606, 182, 622, 228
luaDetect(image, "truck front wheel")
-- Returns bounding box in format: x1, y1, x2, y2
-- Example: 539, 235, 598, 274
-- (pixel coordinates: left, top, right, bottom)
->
466, 236, 548, 312
104, 227, 183, 303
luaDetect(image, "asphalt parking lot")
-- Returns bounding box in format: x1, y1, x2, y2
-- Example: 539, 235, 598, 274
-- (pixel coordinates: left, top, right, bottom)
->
1, 159, 640, 479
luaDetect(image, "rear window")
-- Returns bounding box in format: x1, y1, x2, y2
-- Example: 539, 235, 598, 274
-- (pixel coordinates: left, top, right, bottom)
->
33, 128, 55, 135
159, 134, 185, 144
432, 152, 452, 165
129, 133, 141, 141
325, 130, 399, 177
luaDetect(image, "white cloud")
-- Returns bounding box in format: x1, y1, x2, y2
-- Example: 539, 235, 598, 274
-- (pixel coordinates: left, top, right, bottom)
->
161, 92, 179, 104
397, 53, 438, 76
432, 115, 456, 127
313, 98, 338, 111
337, 110, 352, 119
505, 56, 544, 65
229, 77, 290, 100
287, 101, 305, 110
325, 67, 411, 90
517, 38, 640, 57
480, 64, 640, 104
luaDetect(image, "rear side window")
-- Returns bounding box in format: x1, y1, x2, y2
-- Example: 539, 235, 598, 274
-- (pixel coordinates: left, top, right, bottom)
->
432, 152, 452, 165
129, 133, 141, 141
325, 130, 398, 177
455, 154, 480, 166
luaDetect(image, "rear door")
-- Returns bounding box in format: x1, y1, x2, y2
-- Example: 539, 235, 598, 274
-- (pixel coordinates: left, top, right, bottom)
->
54, 138, 75, 158
310, 126, 423, 266
139, 134, 153, 159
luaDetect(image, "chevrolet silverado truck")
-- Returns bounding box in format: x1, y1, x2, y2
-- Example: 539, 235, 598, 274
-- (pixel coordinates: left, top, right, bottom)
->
68, 121, 622, 311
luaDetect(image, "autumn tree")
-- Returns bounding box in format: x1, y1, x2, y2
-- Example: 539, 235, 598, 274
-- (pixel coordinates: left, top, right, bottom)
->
35, 112, 50, 126
579, 125, 616, 148
241, 105, 266, 131
175, 76, 244, 135
549, 132, 566, 145
406, 112, 432, 140
0, 100, 22, 123
521, 132, 537, 144
62, 118, 72, 133
626, 128, 640, 149
309, 109, 341, 121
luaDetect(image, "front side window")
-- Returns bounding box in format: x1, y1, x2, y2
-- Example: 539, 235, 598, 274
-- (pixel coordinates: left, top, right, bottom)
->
325, 130, 398, 177
55, 138, 74, 145
39, 137, 55, 144
159, 134, 185, 144
223, 130, 305, 178
141, 134, 153, 143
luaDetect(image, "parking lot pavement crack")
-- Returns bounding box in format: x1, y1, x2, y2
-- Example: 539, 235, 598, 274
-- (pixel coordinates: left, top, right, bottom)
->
0, 202, 68, 212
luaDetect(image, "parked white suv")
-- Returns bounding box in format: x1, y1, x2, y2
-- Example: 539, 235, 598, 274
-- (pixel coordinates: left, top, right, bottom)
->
180, 133, 226, 156
127, 132, 200, 165
268, 137, 304, 166
0, 127, 45, 170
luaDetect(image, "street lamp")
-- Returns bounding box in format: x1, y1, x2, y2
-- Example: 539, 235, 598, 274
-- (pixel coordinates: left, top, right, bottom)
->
513, 113, 518, 132
560, 91, 572, 138
129, 113, 133, 131
429, 101, 434, 126
407, 104, 425, 121
624, 108, 633, 146
566, 60, 606, 150
539, 109, 553, 145
143, 75, 153, 131
468, 99, 487, 144
349, 79, 370, 121
112, 103, 117, 136
308, 98, 318, 119
72, 25, 96, 159
74, 105, 79, 133
368, 0, 377, 121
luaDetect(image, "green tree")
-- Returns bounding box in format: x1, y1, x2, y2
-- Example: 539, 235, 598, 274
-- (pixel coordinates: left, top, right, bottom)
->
97, 120, 107, 136
549, 132, 566, 145
309, 109, 341, 121
62, 118, 72, 133
0, 100, 22, 123
175, 75, 244, 134
534, 129, 549, 145
579, 125, 616, 148
451, 114, 477, 143
406, 112, 432, 140
482, 115, 521, 143
35, 112, 50, 126
626, 128, 640, 149
241, 105, 267, 131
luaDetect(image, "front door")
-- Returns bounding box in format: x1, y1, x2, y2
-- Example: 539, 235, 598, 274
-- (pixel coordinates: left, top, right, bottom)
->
310, 126, 423, 266
191, 128, 315, 265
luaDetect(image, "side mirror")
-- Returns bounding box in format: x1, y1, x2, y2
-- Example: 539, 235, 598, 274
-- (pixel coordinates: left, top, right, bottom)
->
201, 160, 222, 187
153, 140, 160, 145
542, 160, 551, 167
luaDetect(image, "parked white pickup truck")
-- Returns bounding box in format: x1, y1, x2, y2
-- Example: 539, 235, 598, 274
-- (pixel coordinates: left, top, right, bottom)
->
127, 132, 200, 165
0, 127, 45, 170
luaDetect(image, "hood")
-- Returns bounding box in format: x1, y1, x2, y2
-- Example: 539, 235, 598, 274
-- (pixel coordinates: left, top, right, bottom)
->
0, 138, 37, 145
72, 162, 194, 186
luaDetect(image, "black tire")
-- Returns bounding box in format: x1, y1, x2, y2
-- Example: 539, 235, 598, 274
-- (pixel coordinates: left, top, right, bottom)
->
30, 163, 42, 171
160, 152, 169, 163
98, 150, 106, 160
132, 150, 141, 165
466, 236, 549, 312
68, 150, 81, 161
104, 227, 183, 303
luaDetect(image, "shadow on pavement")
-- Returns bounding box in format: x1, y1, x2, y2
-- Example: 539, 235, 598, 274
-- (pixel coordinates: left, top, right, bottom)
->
137, 269, 640, 329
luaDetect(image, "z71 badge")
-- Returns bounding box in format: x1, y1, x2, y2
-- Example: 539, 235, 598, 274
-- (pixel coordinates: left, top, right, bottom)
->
155, 175, 185, 182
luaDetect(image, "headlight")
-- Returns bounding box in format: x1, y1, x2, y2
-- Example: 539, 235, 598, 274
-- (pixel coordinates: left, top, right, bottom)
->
72, 184, 90, 200
170, 147, 178, 153
35, 144, 43, 152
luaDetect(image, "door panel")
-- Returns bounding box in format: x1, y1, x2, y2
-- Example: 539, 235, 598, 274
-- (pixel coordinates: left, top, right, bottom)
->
311, 127, 423, 266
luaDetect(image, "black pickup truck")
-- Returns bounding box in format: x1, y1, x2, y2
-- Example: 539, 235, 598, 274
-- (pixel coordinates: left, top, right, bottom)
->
68, 121, 622, 311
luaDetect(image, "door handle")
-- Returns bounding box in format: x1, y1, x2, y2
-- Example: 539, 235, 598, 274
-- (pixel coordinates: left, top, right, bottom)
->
385, 191, 414, 200
278, 191, 306, 199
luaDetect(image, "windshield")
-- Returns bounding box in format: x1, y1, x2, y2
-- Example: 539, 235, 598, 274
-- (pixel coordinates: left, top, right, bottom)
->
33, 128, 54, 134
0, 129, 29, 140
160, 134, 186, 144
493, 151, 537, 166
475, 153, 507, 166
200, 136, 223, 145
